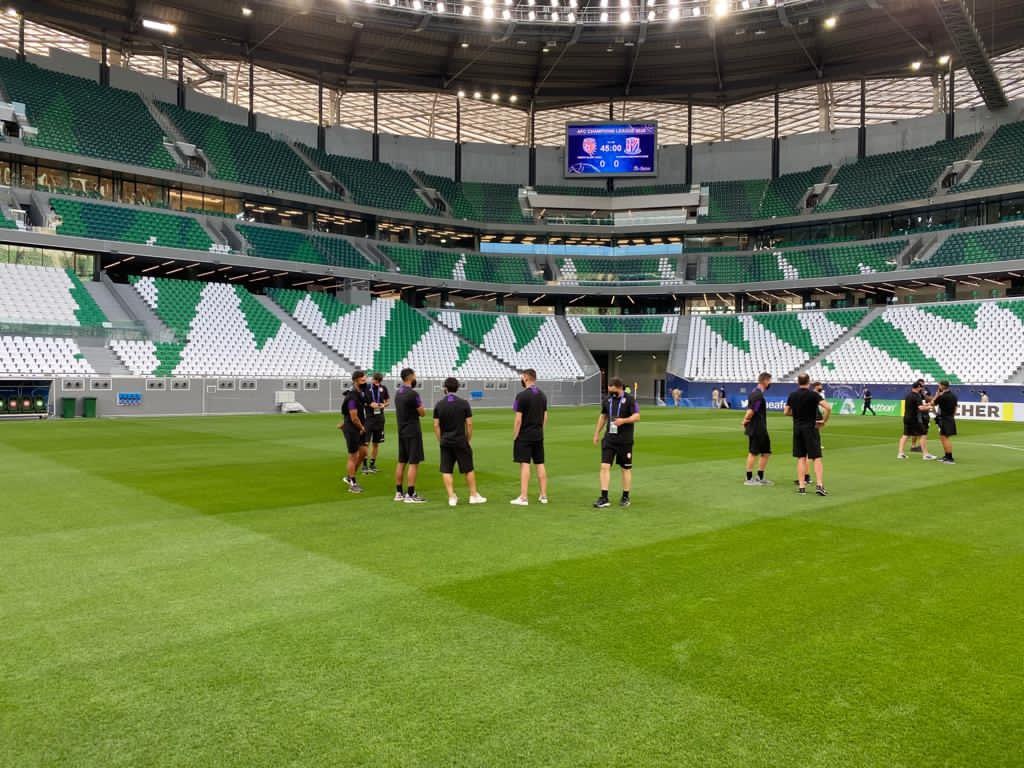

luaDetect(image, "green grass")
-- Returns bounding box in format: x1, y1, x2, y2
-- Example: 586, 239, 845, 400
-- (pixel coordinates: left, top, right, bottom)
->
2, 407, 1022, 766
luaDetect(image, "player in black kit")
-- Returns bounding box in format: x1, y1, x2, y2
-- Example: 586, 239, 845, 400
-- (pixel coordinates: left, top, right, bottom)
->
339, 370, 369, 493
510, 369, 549, 506
393, 367, 427, 503
433, 377, 487, 507
742, 372, 773, 486
362, 371, 390, 475
784, 372, 831, 496
898, 380, 936, 460
593, 377, 640, 508
932, 380, 959, 464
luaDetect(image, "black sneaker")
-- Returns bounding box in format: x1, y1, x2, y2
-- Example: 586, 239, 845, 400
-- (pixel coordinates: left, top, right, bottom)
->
348, 482, 364, 494
619, 497, 631, 508
797, 487, 807, 495
939, 457, 956, 464
593, 497, 611, 509
815, 486, 828, 497
404, 493, 427, 504
910, 445, 923, 453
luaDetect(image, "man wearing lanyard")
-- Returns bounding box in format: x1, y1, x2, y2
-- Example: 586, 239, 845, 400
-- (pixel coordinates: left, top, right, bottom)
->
593, 377, 640, 508
362, 371, 390, 475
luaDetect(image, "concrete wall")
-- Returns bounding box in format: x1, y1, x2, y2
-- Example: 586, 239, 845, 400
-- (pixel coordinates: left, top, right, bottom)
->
462, 142, 529, 185
28, 48, 97, 79
325, 125, 373, 160
184, 86, 249, 125
380, 133, 454, 176
693, 137, 773, 182
258, 114, 318, 149
607, 352, 669, 402
109, 64, 177, 104
780, 127, 859, 174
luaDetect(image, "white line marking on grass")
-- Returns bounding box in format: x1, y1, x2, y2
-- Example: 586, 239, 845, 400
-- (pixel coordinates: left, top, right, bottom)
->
959, 442, 1024, 452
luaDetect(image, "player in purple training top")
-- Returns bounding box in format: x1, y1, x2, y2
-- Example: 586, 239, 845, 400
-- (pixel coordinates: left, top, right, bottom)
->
393, 367, 427, 504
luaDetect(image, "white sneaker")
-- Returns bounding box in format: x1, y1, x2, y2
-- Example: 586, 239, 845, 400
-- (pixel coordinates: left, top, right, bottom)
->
539, 496, 548, 504
469, 494, 488, 505
897, 453, 907, 460
922, 454, 937, 461
393, 491, 406, 502
510, 497, 529, 506
448, 495, 458, 507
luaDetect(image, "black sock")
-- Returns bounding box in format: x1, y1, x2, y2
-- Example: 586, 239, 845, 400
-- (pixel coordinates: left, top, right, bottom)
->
622, 490, 630, 500
348, 476, 356, 484
805, 474, 811, 483
757, 470, 764, 480
746, 471, 753, 480
408, 486, 415, 496
396, 484, 403, 494
600, 490, 609, 499
370, 459, 376, 467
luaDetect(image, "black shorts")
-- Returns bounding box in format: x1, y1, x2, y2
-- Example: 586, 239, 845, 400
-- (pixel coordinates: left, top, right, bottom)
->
365, 416, 385, 443
367, 429, 385, 444
601, 440, 634, 469
513, 438, 545, 465
343, 426, 368, 455
397, 433, 425, 465
440, 443, 474, 474
937, 417, 958, 437
903, 419, 925, 437
747, 431, 771, 455
792, 425, 822, 459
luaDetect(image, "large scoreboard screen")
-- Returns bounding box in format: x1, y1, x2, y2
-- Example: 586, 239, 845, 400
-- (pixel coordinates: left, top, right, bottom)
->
565, 122, 657, 177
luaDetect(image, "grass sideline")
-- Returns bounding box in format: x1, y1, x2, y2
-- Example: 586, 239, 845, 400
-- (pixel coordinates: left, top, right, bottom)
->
2, 406, 1023, 767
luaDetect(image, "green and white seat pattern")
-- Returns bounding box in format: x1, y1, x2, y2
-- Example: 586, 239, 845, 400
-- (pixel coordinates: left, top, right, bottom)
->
270, 290, 516, 378
0, 263, 108, 327
430, 310, 584, 380
0, 335, 95, 376
112, 277, 345, 378
683, 309, 868, 381
567, 315, 678, 335
807, 299, 1024, 384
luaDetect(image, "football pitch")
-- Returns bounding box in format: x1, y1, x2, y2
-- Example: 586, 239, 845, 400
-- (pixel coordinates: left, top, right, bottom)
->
2, 406, 1022, 767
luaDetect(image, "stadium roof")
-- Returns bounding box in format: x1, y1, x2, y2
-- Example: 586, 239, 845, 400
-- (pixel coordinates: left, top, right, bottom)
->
22, 0, 1024, 112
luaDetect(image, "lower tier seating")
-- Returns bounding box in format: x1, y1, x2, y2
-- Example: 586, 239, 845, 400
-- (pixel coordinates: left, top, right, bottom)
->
0, 263, 108, 327
52, 199, 215, 252
920, 225, 1024, 269
559, 257, 679, 285
0, 335, 95, 376
701, 241, 905, 283
384, 246, 542, 284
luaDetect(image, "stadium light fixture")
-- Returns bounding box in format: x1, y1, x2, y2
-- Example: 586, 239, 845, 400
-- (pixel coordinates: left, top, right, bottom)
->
142, 18, 177, 34
619, 10, 630, 22
673, 40, 681, 48
567, 10, 575, 20
740, 0, 749, 8
600, 10, 609, 22
619, 0, 628, 7
938, 54, 950, 65
600, 0, 608, 7
412, 0, 422, 9
241, 6, 253, 16
436, 1, 445, 12
713, 0, 728, 18
483, 5, 494, 17
668, 6, 680, 19
569, 0, 578, 7
692, 6, 701, 17
551, 10, 559, 20
491, 92, 500, 100
647, 8, 655, 20
463, 3, 472, 14
457, 89, 466, 97
473, 90, 482, 98
764, 0, 774, 5
528, 9, 536, 19
823, 15, 837, 29
509, 94, 518, 102
502, 7, 512, 17
910, 60, 922, 71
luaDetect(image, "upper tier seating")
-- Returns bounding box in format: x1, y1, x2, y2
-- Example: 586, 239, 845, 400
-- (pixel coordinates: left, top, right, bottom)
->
113, 276, 345, 377
0, 263, 107, 327
559, 257, 679, 285
920, 224, 1024, 269
0, 335, 95, 376
817, 134, 980, 212
807, 300, 1024, 384
701, 241, 905, 283
157, 103, 333, 200
683, 309, 868, 381
419, 173, 533, 224
953, 121, 1024, 192
237, 225, 375, 271
0, 57, 175, 170
51, 198, 215, 252
429, 310, 584, 380
759, 166, 830, 218
567, 315, 679, 335
701, 179, 769, 222
384, 246, 542, 284
301, 146, 438, 215
269, 290, 516, 378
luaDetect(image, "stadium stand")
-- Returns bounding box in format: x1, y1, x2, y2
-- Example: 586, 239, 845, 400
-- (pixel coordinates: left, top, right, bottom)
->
701, 179, 769, 222
384, 246, 542, 284
112, 277, 345, 377
0, 264, 107, 327
418, 173, 533, 224
0, 57, 175, 170
237, 225, 375, 271
816, 134, 980, 212
0, 335, 95, 376
807, 299, 1024, 384
953, 121, 1024, 192
559, 257, 679, 285
51, 198, 215, 252
428, 309, 584, 379
919, 225, 1024, 268
683, 308, 869, 381
157, 103, 333, 199
301, 146, 439, 215
758, 166, 830, 218
269, 290, 516, 378
701, 241, 905, 283
567, 315, 679, 334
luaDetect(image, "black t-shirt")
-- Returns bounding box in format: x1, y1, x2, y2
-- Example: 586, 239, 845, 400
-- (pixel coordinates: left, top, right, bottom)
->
365, 383, 390, 420
433, 394, 473, 447
786, 388, 823, 428
863, 390, 872, 401
933, 390, 958, 420
341, 387, 367, 431
601, 393, 639, 443
394, 385, 424, 437
514, 385, 548, 442
904, 391, 924, 423
746, 387, 769, 435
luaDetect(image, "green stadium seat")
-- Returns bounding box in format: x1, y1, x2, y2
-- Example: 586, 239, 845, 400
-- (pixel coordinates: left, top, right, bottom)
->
52, 198, 214, 252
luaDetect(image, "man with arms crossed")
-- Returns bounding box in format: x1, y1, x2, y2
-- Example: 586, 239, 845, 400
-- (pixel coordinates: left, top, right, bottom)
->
362, 371, 390, 475
511, 368, 549, 506
593, 377, 641, 508
932, 380, 959, 464
785, 373, 831, 496
339, 370, 370, 494
433, 377, 487, 507
898, 380, 936, 460
742, 372, 774, 486
393, 367, 427, 503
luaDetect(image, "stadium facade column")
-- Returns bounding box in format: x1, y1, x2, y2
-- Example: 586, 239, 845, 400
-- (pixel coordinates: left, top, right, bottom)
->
946, 66, 956, 140
528, 100, 536, 187
454, 95, 462, 182
857, 79, 867, 160
770, 92, 780, 180
99, 44, 109, 87
177, 56, 186, 109
317, 79, 326, 152
16, 14, 23, 62
247, 59, 256, 130
685, 101, 693, 187
372, 85, 381, 163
